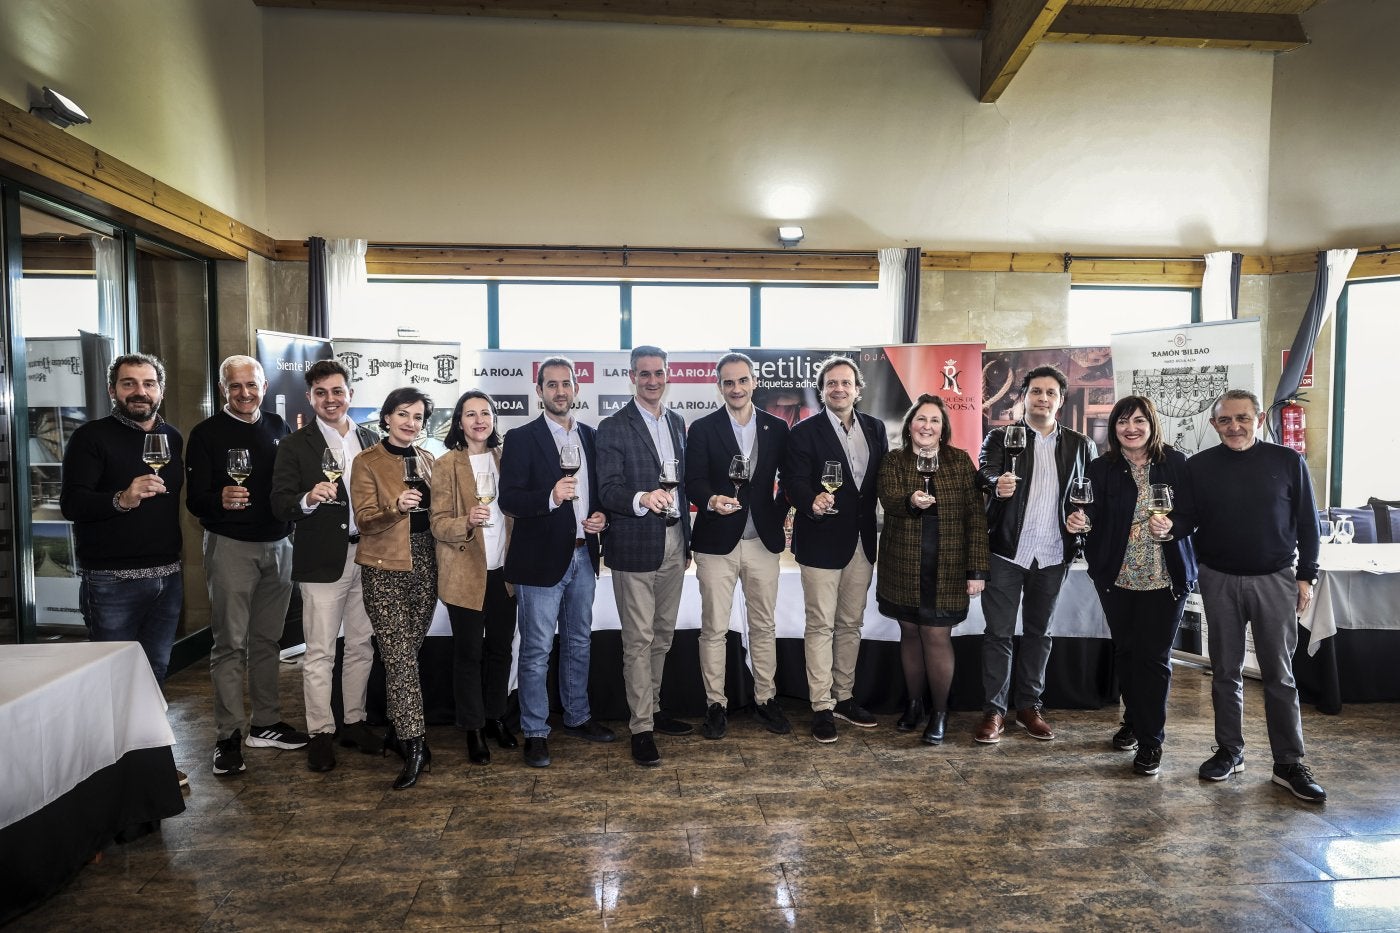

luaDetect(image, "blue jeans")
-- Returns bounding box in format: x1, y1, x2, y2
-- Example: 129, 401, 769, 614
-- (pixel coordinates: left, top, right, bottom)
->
516, 546, 596, 738
80, 570, 184, 686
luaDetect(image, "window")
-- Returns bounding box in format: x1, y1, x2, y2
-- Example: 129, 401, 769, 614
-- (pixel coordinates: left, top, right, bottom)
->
351, 280, 489, 345
498, 282, 621, 351
1068, 286, 1199, 346
759, 285, 885, 348
631, 285, 750, 350
1334, 277, 1400, 504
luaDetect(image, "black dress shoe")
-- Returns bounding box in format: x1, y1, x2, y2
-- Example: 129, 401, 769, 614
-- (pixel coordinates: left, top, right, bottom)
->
483, 718, 519, 749
921, 711, 947, 746
466, 729, 491, 765
562, 718, 616, 743
392, 737, 431, 790
631, 731, 662, 766
753, 697, 792, 735
702, 703, 727, 740
653, 713, 693, 736
896, 698, 925, 733
523, 736, 551, 768
307, 732, 336, 772
338, 720, 384, 755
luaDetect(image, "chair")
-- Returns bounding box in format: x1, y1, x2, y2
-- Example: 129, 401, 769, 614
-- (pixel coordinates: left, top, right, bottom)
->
1367, 498, 1400, 544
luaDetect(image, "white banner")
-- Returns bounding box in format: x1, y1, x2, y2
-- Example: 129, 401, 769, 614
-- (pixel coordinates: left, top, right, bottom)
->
1110, 318, 1262, 457
333, 339, 463, 443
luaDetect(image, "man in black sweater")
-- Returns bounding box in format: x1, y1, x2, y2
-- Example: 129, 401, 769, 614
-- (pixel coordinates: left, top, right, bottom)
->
61, 354, 185, 687
1177, 389, 1326, 802
186, 355, 306, 778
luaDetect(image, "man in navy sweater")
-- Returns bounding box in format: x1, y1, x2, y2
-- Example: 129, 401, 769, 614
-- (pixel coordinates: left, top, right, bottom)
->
186, 356, 306, 778
1176, 389, 1326, 802
61, 353, 184, 690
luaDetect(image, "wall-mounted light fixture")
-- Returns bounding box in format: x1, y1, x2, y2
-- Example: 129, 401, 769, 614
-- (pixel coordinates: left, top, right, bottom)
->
777, 225, 805, 248
30, 87, 91, 129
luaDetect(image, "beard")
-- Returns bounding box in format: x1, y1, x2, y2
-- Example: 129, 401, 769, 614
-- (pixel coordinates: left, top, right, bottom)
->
114, 395, 159, 421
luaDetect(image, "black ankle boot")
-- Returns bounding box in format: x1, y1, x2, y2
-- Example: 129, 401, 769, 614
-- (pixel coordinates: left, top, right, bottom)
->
484, 718, 519, 749
921, 711, 947, 746
382, 725, 404, 760
896, 698, 925, 733
466, 729, 491, 765
393, 737, 431, 790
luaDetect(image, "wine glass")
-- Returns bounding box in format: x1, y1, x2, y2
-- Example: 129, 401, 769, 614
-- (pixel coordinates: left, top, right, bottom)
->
915, 447, 939, 495
403, 455, 430, 513
728, 455, 750, 509
226, 448, 251, 486
1002, 425, 1027, 475
142, 433, 170, 478
475, 471, 497, 528
559, 444, 582, 501
320, 447, 346, 506
1334, 517, 1355, 545
1068, 477, 1093, 532
820, 461, 842, 515
1147, 483, 1174, 542
1318, 519, 1335, 545
658, 458, 681, 519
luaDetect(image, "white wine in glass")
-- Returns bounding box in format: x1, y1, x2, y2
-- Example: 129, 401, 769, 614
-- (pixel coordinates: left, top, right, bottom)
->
320, 447, 346, 506
227, 448, 251, 487
475, 471, 497, 527
142, 433, 171, 477
820, 461, 842, 515
1147, 483, 1174, 542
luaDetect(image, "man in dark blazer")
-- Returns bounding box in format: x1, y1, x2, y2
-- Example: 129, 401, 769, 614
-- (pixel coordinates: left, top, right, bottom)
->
500, 357, 613, 769
596, 345, 693, 766
270, 359, 381, 772
784, 354, 889, 743
685, 352, 791, 739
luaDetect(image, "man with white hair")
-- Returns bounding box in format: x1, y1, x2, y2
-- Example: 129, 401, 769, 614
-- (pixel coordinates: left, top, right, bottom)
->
186, 354, 305, 777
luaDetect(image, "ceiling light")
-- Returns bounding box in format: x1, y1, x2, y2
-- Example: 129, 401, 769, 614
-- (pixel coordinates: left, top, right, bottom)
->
777, 225, 805, 248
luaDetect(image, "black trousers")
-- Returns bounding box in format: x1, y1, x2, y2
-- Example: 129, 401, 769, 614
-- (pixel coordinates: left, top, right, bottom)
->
1098, 585, 1187, 748
445, 568, 518, 730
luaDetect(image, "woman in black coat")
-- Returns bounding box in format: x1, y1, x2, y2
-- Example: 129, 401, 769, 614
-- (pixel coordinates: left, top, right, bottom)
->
1066, 395, 1196, 777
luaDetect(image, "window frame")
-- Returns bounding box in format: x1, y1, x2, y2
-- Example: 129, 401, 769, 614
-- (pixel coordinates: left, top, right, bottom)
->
1067, 284, 1202, 346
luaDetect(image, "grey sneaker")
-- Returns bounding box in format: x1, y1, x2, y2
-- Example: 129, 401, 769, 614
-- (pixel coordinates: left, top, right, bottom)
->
1198, 746, 1245, 781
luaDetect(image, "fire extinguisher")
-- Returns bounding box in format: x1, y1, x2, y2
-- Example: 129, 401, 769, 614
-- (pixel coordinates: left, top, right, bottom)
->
1281, 399, 1307, 455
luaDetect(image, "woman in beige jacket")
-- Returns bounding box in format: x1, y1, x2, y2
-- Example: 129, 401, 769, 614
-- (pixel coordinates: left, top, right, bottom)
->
430, 390, 516, 766
352, 386, 437, 789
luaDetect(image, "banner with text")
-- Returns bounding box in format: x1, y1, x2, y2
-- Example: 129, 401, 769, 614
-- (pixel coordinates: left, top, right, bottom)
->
860, 343, 986, 453
255, 330, 334, 433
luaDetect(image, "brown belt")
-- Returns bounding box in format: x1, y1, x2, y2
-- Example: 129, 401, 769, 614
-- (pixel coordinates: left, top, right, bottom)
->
574, 538, 586, 548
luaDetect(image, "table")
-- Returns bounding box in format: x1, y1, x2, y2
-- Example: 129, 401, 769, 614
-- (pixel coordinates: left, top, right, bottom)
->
368, 563, 1119, 724
1294, 543, 1400, 712
0, 642, 185, 923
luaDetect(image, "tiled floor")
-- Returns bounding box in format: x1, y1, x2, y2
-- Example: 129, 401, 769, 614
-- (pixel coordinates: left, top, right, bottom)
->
12, 659, 1400, 931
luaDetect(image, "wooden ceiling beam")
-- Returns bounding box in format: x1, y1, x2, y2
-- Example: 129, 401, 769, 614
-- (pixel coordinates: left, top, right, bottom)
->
251, 0, 989, 37
979, 0, 1068, 103
1044, 5, 1307, 50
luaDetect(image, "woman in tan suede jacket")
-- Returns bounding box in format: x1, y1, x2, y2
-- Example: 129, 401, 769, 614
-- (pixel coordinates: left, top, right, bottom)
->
430, 390, 516, 766
352, 386, 437, 789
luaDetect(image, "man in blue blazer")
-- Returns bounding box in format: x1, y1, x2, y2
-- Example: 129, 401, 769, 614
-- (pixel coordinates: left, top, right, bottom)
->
500, 357, 612, 768
596, 345, 693, 766
685, 352, 792, 739
784, 355, 888, 743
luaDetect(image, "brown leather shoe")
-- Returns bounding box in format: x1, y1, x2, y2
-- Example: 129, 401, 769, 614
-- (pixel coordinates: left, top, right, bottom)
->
974, 713, 1004, 744
1016, 707, 1055, 740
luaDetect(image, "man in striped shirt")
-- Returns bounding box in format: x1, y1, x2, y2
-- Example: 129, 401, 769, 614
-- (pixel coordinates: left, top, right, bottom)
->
974, 366, 1096, 744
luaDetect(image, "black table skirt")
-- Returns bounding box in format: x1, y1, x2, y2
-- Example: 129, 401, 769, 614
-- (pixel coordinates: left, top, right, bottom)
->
0, 746, 185, 925
1293, 623, 1400, 715
366, 631, 1118, 728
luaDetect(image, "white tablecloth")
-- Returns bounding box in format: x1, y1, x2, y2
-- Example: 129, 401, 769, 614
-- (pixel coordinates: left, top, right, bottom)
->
426, 562, 1110, 641
1299, 543, 1400, 655
0, 642, 177, 829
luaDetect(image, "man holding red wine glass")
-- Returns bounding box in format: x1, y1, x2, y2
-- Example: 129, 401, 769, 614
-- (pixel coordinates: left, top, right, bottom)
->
974, 365, 1096, 744
499, 357, 612, 769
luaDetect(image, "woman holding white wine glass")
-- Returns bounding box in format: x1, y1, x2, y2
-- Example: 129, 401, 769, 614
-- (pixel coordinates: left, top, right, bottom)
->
431, 390, 517, 766
351, 387, 439, 789
1065, 396, 1196, 777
